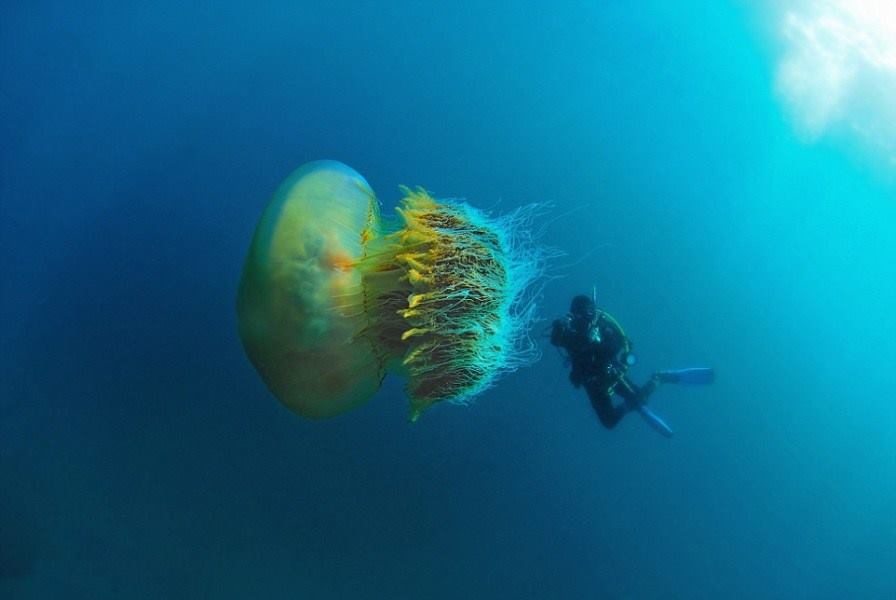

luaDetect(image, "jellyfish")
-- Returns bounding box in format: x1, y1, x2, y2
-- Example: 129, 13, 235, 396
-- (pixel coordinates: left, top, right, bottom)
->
237, 160, 542, 421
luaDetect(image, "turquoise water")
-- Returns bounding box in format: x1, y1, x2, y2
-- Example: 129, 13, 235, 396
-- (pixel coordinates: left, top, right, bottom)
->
2, 2, 894, 598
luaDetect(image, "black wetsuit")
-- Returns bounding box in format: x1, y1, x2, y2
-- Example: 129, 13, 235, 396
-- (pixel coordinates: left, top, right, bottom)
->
551, 312, 658, 429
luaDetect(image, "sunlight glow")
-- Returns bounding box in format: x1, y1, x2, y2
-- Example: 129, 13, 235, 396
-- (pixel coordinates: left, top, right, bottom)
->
775, 0, 896, 163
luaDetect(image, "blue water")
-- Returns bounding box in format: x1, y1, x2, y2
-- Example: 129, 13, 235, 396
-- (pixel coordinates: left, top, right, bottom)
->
2, 2, 894, 598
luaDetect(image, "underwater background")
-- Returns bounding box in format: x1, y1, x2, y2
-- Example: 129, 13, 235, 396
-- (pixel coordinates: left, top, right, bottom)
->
2, 1, 894, 598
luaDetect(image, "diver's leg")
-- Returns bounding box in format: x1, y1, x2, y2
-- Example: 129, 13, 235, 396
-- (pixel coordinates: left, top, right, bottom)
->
585, 381, 627, 429
638, 376, 659, 402
615, 376, 657, 408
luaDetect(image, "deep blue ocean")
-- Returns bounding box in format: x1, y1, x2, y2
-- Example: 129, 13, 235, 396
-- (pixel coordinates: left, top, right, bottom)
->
2, 2, 895, 598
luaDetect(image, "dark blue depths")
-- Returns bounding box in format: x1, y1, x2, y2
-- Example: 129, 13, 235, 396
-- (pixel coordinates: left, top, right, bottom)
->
1, 2, 894, 598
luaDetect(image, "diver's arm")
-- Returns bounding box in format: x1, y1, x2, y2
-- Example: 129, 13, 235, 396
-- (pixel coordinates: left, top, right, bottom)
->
550, 316, 571, 348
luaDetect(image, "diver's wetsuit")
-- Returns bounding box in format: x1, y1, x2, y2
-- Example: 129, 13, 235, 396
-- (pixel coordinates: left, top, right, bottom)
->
551, 303, 658, 429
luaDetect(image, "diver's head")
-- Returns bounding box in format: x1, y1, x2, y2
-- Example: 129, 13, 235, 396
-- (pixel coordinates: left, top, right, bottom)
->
569, 294, 596, 331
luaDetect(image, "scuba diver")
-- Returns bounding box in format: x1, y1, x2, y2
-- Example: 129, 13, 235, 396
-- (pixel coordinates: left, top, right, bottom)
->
550, 293, 714, 437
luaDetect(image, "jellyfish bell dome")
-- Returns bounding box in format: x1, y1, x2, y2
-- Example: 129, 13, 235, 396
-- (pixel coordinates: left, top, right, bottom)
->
237, 160, 383, 418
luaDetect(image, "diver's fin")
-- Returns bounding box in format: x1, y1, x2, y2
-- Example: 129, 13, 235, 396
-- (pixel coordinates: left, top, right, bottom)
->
656, 367, 715, 385
636, 405, 674, 438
